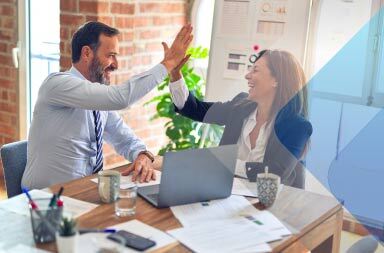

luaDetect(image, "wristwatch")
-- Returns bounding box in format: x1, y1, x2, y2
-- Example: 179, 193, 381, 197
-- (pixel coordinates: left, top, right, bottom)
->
138, 150, 155, 163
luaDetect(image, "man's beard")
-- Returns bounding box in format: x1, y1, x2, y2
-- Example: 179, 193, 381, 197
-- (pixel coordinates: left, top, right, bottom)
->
89, 57, 109, 85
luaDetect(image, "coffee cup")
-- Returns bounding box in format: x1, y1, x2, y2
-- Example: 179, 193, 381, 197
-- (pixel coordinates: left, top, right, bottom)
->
257, 166, 280, 208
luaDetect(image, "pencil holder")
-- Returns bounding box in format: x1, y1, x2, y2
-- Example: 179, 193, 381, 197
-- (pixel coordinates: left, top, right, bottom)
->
29, 198, 63, 243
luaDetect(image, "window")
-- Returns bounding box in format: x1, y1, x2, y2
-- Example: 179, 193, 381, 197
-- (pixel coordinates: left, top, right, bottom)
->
18, 0, 60, 136
191, 0, 215, 78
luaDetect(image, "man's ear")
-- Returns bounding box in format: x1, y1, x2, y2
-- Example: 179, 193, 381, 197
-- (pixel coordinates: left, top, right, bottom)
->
81, 46, 94, 62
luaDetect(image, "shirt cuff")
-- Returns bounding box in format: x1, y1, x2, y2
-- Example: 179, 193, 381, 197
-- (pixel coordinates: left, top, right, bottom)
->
152, 64, 168, 83
131, 148, 147, 162
169, 77, 189, 110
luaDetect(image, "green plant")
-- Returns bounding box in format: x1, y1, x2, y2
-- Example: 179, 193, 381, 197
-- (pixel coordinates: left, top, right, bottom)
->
146, 47, 223, 155
58, 217, 77, 236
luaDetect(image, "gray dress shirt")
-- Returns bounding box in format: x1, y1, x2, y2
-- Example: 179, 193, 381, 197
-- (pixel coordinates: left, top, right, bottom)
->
22, 64, 167, 189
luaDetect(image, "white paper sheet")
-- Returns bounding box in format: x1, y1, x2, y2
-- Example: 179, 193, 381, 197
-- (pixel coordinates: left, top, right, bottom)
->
219, 0, 250, 37
235, 159, 248, 178
170, 195, 260, 227
232, 178, 284, 198
0, 189, 98, 218
0, 244, 50, 253
232, 177, 258, 197
168, 218, 276, 253
246, 211, 292, 237
90, 170, 161, 188
76, 220, 177, 253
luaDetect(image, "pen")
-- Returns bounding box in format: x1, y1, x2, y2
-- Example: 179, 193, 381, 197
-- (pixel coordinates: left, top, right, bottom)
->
56, 186, 64, 207
22, 186, 38, 209
79, 228, 117, 234
22, 186, 57, 234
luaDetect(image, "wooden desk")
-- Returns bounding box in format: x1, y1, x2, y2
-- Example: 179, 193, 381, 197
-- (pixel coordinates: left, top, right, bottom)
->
2, 164, 343, 253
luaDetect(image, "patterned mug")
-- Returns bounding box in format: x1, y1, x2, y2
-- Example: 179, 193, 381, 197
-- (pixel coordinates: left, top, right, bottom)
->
257, 169, 280, 208
98, 170, 120, 203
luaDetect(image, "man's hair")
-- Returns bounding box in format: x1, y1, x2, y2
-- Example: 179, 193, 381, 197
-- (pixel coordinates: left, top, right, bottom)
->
71, 21, 120, 63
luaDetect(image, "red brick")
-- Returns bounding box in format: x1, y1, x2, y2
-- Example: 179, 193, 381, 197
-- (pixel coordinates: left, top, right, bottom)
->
111, 2, 135, 15
120, 31, 134, 41
0, 30, 14, 41
0, 102, 16, 114
134, 17, 153, 27
139, 3, 186, 14
115, 17, 134, 29
60, 14, 86, 26
0, 55, 12, 66
0, 112, 12, 124
0, 124, 16, 137
153, 16, 186, 26
97, 16, 113, 26
139, 30, 161, 40
119, 46, 134, 56
79, 1, 109, 14
8, 91, 15, 101
60, 57, 72, 70
60, 27, 69, 40
61, 0, 77, 12
1, 91, 7, 100
0, 5, 15, 16
146, 42, 162, 52
0, 42, 6, 53
2, 17, 15, 29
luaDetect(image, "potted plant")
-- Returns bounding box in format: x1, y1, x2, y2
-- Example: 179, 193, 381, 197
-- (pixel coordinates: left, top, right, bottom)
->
56, 216, 77, 253
146, 46, 223, 155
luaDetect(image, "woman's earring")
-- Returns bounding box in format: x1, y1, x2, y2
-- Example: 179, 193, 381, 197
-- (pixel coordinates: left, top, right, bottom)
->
272, 82, 278, 88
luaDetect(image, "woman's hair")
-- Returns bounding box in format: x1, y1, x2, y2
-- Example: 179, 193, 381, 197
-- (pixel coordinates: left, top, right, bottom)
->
257, 49, 308, 119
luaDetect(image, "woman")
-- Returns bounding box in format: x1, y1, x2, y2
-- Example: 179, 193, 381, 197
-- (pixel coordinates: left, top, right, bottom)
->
169, 49, 312, 188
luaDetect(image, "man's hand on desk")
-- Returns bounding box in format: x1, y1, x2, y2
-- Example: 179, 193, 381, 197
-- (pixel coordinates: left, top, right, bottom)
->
121, 154, 157, 183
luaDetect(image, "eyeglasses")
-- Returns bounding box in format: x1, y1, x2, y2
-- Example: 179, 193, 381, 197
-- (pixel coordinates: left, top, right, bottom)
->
249, 54, 259, 64
249, 50, 268, 64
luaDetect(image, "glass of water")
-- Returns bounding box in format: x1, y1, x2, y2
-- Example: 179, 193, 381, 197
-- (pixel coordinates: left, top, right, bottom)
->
115, 182, 138, 217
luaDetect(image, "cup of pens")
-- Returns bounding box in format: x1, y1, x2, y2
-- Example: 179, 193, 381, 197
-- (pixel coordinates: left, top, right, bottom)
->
256, 166, 280, 208
29, 198, 63, 243
23, 187, 64, 243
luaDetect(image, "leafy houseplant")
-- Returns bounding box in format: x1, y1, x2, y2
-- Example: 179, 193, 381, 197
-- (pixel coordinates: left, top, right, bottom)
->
146, 47, 223, 155
58, 217, 77, 236
56, 217, 77, 253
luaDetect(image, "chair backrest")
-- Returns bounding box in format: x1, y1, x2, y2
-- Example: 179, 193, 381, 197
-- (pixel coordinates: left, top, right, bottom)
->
346, 235, 379, 253
0, 140, 28, 198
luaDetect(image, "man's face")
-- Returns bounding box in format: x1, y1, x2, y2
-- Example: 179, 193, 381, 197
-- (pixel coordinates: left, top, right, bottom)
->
89, 34, 119, 85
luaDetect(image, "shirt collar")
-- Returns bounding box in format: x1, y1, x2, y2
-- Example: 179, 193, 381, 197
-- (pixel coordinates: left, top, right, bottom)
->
248, 108, 257, 121
69, 66, 87, 80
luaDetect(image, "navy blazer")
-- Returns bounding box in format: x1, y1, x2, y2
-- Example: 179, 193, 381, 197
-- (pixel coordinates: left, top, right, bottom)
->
174, 92, 313, 188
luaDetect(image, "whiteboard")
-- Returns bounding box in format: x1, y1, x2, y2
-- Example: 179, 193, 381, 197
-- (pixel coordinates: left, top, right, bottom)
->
205, 0, 313, 101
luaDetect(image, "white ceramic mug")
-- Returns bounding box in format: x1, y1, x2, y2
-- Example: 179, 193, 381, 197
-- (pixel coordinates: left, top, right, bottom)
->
98, 170, 120, 203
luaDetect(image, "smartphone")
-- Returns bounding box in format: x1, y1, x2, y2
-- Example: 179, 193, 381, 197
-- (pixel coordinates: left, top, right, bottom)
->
107, 230, 156, 251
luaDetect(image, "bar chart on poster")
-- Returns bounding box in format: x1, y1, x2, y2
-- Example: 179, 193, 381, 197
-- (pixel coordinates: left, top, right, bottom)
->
205, 0, 313, 101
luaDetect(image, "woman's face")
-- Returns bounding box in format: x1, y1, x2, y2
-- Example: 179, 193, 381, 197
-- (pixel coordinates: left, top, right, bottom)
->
245, 56, 277, 103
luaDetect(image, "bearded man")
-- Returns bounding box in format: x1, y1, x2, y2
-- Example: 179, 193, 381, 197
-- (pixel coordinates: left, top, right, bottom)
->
22, 21, 192, 189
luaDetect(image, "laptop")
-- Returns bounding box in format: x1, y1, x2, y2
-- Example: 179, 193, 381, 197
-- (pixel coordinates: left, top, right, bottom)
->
138, 144, 238, 208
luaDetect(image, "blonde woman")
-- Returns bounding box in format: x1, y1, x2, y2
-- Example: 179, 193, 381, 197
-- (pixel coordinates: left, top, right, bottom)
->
169, 50, 312, 188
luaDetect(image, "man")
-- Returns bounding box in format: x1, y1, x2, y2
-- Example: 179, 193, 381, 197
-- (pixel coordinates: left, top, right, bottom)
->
21, 21, 192, 189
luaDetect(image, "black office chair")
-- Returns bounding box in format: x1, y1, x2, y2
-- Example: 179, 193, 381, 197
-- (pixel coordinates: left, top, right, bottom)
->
0, 140, 28, 198
346, 235, 379, 253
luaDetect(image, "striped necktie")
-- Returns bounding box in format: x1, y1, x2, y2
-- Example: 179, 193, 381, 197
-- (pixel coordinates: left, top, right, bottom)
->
93, 110, 103, 173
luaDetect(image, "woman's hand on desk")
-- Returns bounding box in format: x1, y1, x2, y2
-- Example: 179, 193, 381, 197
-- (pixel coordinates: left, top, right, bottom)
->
121, 154, 157, 183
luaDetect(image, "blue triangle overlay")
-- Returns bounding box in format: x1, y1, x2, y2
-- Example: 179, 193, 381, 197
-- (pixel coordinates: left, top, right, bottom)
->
304, 5, 384, 243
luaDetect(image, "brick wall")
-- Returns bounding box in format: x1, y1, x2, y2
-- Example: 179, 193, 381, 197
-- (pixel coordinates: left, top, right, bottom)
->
60, 0, 189, 168
0, 0, 18, 176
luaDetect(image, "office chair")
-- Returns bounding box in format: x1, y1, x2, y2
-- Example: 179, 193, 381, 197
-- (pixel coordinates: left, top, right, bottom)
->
0, 140, 28, 198
346, 235, 379, 253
